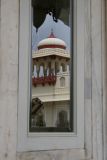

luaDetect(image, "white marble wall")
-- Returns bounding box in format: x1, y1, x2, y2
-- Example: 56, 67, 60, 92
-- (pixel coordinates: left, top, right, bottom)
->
0, 0, 107, 160
84, 0, 92, 158
0, 0, 19, 160
84, 1, 106, 160
103, 1, 107, 160
91, 0, 103, 159
17, 149, 85, 160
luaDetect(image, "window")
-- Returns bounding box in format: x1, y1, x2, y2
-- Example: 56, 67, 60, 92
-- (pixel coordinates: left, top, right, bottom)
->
60, 77, 65, 87
57, 110, 69, 128
31, 0, 71, 132
18, 0, 84, 151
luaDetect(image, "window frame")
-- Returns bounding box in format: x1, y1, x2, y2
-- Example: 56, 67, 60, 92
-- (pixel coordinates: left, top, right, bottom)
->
17, 0, 84, 151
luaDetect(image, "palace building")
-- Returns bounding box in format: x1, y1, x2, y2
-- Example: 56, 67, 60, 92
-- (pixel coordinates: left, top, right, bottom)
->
31, 32, 71, 129
1, 1, 106, 159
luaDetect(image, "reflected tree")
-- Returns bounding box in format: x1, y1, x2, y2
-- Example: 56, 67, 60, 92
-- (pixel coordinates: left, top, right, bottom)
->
32, 0, 70, 31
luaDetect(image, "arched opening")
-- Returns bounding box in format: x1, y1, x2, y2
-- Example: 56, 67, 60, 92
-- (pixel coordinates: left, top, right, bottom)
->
61, 63, 66, 72
56, 110, 69, 128
60, 77, 65, 87
39, 63, 44, 77
35, 112, 46, 127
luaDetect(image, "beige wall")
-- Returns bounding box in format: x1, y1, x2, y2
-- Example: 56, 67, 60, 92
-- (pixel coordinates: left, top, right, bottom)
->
0, 0, 19, 160
0, 0, 106, 160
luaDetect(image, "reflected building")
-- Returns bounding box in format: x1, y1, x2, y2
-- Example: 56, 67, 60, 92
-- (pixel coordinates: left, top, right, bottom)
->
31, 31, 70, 130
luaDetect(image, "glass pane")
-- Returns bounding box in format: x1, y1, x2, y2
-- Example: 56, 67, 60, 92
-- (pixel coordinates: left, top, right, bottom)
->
30, 0, 73, 132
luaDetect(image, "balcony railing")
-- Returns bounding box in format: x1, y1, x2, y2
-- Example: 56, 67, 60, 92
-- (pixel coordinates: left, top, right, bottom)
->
32, 75, 56, 87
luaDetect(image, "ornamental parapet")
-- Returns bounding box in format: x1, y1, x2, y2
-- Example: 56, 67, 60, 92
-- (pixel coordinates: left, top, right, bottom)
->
32, 75, 56, 87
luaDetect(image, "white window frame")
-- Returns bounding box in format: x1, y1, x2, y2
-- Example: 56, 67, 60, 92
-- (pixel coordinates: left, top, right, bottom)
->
17, 0, 84, 152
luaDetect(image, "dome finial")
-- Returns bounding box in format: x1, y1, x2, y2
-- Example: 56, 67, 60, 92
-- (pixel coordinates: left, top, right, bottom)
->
51, 28, 53, 34
48, 29, 56, 38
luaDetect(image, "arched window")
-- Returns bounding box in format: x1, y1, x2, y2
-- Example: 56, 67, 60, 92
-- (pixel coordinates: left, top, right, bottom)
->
35, 112, 46, 127
61, 63, 66, 72
56, 110, 69, 128
60, 77, 65, 87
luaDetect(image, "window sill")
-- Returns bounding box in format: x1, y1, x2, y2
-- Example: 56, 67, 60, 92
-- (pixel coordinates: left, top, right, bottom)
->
17, 149, 87, 160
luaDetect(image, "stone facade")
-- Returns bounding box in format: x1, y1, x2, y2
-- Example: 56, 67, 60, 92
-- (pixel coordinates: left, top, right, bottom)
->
0, 0, 107, 160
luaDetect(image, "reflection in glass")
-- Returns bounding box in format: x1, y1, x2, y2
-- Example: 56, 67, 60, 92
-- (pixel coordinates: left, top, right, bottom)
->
60, 77, 65, 87
30, 0, 72, 132
56, 110, 69, 128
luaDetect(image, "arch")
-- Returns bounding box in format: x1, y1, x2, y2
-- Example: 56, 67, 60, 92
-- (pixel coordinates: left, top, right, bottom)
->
47, 62, 52, 75
35, 112, 46, 127
60, 77, 65, 87
56, 110, 69, 128
61, 63, 66, 72
39, 63, 45, 77
55, 62, 60, 73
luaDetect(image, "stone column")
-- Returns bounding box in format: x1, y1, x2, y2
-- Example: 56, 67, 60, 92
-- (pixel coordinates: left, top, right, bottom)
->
36, 64, 40, 77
